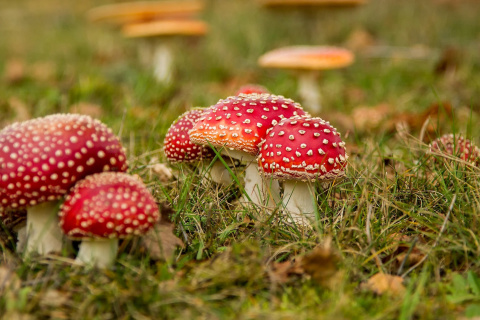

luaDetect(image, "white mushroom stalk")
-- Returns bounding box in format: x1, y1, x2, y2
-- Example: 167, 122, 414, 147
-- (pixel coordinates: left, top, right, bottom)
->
25, 202, 63, 254
76, 238, 119, 269
282, 181, 316, 224
297, 71, 322, 114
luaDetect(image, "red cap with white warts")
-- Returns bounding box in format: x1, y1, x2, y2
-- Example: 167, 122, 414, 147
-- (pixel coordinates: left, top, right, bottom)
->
258, 116, 347, 181
189, 93, 308, 156
429, 134, 480, 165
163, 109, 214, 162
59, 172, 160, 239
235, 84, 270, 95
0, 114, 128, 214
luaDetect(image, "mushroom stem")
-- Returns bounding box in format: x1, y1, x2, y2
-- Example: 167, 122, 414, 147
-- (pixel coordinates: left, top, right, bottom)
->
25, 201, 63, 255
244, 161, 281, 208
297, 71, 321, 114
152, 40, 173, 83
283, 181, 316, 225
76, 238, 119, 268
207, 160, 233, 185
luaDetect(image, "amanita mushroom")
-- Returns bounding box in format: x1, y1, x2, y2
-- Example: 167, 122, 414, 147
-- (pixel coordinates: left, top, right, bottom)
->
122, 19, 208, 83
258, 46, 354, 113
0, 114, 128, 255
235, 84, 270, 95
59, 172, 160, 268
259, 0, 367, 7
189, 93, 308, 207
87, 0, 204, 25
258, 116, 347, 224
429, 134, 480, 166
163, 109, 232, 185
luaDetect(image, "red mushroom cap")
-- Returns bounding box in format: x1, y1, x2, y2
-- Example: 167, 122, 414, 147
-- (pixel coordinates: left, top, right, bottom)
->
258, 116, 347, 181
189, 94, 308, 156
163, 109, 215, 162
429, 134, 480, 165
235, 84, 270, 95
59, 172, 160, 239
0, 114, 128, 215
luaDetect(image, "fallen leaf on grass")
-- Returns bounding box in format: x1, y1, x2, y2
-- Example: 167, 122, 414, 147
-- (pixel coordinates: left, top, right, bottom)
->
362, 273, 406, 296
150, 162, 174, 183
0, 265, 20, 293
352, 104, 391, 133
268, 238, 341, 287
300, 239, 340, 286
39, 289, 70, 308
4, 59, 25, 84
141, 204, 183, 261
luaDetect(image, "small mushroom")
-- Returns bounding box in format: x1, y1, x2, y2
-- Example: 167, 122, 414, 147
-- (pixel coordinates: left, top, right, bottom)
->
258, 116, 347, 224
429, 134, 480, 166
258, 46, 354, 113
0, 114, 128, 255
59, 172, 160, 268
122, 19, 208, 83
189, 93, 309, 208
163, 109, 232, 185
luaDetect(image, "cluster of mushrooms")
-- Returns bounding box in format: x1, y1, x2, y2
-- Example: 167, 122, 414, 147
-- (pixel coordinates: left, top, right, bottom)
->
0, 90, 475, 269
163, 87, 348, 225
0, 114, 160, 268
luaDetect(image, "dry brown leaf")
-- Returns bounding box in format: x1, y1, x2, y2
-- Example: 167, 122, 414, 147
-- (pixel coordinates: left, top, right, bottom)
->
69, 102, 104, 118
4, 59, 25, 84
141, 206, 184, 261
300, 239, 340, 286
268, 260, 304, 284
345, 28, 376, 51
150, 163, 174, 183
0, 265, 20, 293
39, 289, 70, 308
362, 273, 406, 296
352, 104, 391, 132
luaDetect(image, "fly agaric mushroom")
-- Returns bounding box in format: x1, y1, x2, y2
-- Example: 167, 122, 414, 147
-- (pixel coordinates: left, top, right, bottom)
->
0, 114, 128, 255
258, 46, 354, 114
59, 172, 160, 268
235, 84, 270, 95
163, 109, 232, 185
189, 93, 308, 207
87, 0, 204, 25
122, 19, 208, 83
429, 134, 480, 166
259, 0, 367, 7
258, 116, 347, 224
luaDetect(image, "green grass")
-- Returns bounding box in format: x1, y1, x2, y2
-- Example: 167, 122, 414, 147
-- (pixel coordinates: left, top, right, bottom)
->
2, 0, 480, 318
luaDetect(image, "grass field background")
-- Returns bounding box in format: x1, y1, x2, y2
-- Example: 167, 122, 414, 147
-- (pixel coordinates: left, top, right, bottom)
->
1, 0, 480, 319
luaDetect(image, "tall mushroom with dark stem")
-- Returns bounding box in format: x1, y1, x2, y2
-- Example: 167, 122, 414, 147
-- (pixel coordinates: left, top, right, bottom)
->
258, 46, 354, 114
59, 172, 160, 268
0, 114, 128, 255
163, 109, 232, 185
189, 93, 309, 208
258, 116, 347, 224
